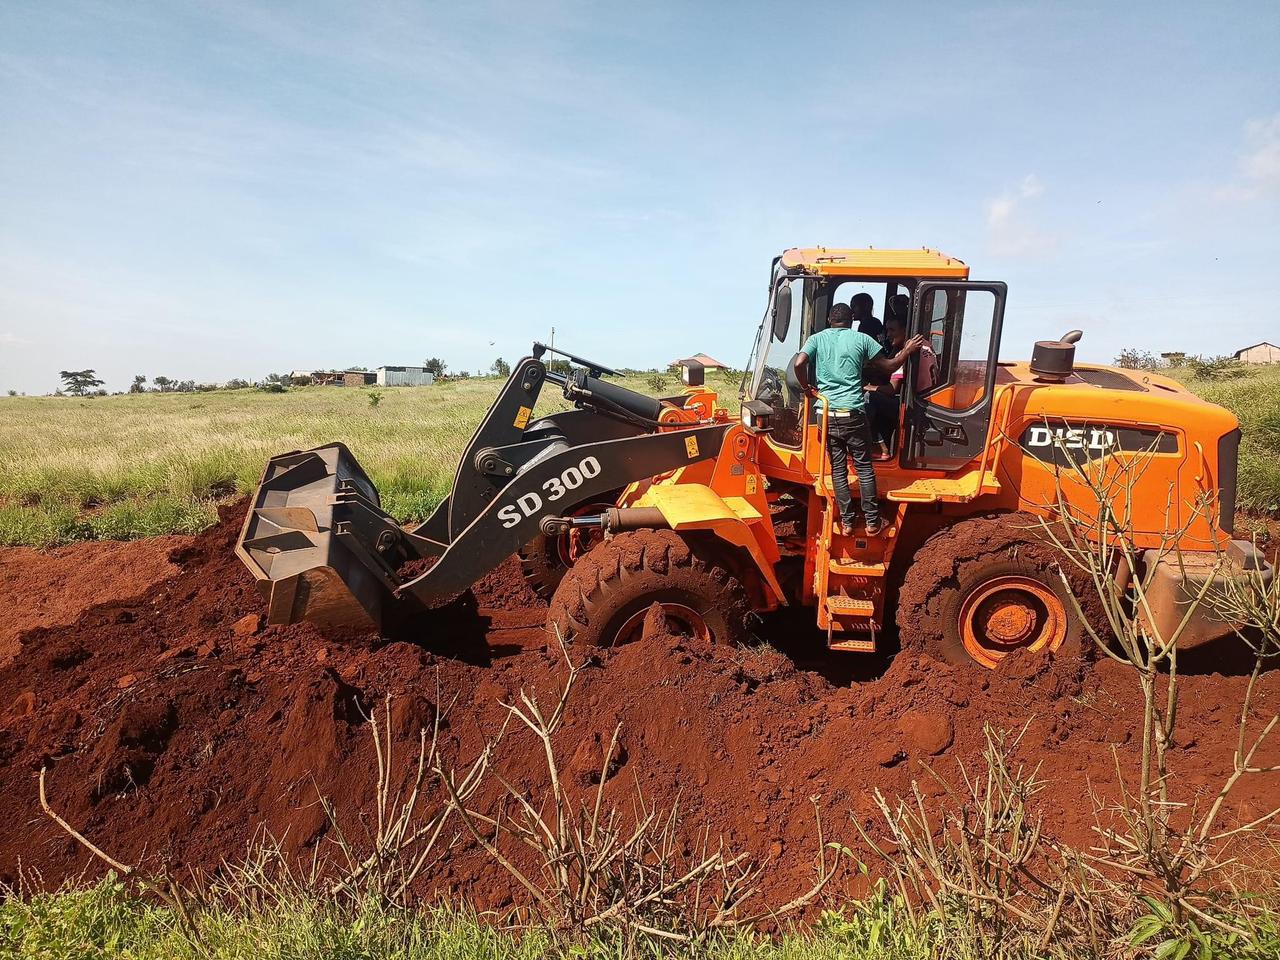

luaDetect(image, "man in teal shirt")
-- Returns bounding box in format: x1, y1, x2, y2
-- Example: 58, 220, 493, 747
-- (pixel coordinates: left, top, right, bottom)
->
793, 302, 924, 536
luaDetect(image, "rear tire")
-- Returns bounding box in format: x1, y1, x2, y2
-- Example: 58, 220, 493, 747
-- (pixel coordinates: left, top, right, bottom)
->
896, 514, 1107, 669
548, 529, 751, 648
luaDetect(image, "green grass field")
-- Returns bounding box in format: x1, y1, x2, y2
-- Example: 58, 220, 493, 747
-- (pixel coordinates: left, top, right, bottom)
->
0, 372, 699, 547
0, 365, 1276, 548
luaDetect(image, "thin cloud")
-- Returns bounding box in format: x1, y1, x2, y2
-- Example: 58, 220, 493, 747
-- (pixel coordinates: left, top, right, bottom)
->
1215, 114, 1280, 202
985, 174, 1055, 256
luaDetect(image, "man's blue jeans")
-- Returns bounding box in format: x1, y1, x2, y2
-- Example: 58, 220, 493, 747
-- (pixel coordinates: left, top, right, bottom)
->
825, 411, 880, 527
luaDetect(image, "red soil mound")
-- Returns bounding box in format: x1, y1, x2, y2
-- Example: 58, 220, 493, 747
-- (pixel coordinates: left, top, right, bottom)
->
1, 504, 1277, 911
0, 537, 185, 667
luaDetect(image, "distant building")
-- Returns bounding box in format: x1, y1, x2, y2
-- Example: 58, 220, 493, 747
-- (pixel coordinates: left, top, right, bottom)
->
376, 365, 434, 387
1234, 342, 1280, 365
671, 353, 729, 370
344, 371, 377, 387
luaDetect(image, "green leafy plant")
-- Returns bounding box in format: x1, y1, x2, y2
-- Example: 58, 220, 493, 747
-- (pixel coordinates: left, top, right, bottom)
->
1187, 354, 1250, 381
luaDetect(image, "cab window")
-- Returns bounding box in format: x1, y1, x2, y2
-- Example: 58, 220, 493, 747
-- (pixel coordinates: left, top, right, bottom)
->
919, 287, 998, 411
755, 279, 806, 446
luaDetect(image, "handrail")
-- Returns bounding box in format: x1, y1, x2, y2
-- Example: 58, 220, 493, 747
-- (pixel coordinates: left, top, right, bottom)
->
1193, 440, 1211, 489
811, 392, 832, 497
976, 384, 1013, 483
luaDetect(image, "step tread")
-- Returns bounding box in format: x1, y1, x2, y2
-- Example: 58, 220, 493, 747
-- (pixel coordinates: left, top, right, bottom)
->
829, 559, 887, 575
829, 637, 877, 652
826, 595, 876, 615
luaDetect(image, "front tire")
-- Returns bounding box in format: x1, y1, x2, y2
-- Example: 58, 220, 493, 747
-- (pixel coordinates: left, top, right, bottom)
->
518, 497, 618, 601
896, 514, 1106, 669
547, 529, 751, 648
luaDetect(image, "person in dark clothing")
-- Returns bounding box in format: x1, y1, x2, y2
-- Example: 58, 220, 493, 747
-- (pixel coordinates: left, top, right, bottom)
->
850, 293, 886, 342
855, 293, 896, 449
793, 303, 924, 537
885, 293, 910, 334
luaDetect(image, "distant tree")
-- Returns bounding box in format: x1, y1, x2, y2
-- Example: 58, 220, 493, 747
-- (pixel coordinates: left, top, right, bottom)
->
153, 376, 174, 392
491, 357, 511, 378
223, 378, 251, 390
176, 380, 196, 392
1114, 349, 1160, 371
289, 374, 313, 387
59, 369, 105, 396
130, 374, 147, 393
423, 357, 447, 377
6, 390, 17, 397
547, 359, 572, 376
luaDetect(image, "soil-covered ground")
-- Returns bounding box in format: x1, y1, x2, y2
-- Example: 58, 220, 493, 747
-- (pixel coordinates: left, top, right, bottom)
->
1, 504, 1277, 910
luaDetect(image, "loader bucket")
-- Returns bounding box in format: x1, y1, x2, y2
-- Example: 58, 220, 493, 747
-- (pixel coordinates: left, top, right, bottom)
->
234, 351, 734, 636
236, 443, 407, 630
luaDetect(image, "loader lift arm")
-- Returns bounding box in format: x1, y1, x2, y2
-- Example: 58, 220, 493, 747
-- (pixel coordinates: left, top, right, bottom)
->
236, 347, 730, 630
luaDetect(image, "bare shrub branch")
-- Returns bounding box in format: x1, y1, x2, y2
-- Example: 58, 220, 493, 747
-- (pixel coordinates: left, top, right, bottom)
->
322, 675, 507, 905
1034, 428, 1280, 940
437, 627, 847, 946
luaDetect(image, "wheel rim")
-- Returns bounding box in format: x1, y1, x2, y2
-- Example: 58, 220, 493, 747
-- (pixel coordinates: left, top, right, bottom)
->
555, 501, 614, 566
613, 603, 711, 646
957, 575, 1067, 669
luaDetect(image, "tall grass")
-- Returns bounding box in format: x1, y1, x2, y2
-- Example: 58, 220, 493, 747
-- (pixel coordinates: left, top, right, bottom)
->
1170, 364, 1280, 516
5, 871, 1277, 959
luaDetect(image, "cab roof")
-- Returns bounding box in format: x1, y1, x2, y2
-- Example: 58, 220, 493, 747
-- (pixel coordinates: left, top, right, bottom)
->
780, 247, 969, 279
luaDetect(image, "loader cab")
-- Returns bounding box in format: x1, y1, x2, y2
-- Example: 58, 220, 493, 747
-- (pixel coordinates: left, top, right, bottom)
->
746, 249, 1006, 474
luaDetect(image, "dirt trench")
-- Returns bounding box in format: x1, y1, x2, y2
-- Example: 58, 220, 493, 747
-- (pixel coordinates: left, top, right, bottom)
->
1, 503, 1277, 911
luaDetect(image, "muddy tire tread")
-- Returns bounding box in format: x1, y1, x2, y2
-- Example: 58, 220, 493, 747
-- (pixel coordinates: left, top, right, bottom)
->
896, 513, 1108, 666
547, 529, 750, 647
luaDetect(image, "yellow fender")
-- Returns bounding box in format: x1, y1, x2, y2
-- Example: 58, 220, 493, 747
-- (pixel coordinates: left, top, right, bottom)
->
633, 483, 787, 605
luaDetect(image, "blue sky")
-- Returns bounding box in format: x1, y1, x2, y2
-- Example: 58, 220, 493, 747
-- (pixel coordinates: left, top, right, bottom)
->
1, 1, 1277, 394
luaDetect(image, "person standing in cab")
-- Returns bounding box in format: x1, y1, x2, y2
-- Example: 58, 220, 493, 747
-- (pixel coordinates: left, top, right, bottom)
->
793, 303, 924, 537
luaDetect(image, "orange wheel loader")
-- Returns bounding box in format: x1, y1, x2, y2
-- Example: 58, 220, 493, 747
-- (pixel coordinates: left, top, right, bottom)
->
234, 247, 1272, 669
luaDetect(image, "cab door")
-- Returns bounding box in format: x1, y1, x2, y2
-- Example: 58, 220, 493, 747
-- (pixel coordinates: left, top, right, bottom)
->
900, 281, 1006, 471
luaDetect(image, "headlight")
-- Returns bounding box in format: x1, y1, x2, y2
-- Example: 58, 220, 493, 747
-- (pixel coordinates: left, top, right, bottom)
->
739, 399, 773, 433
680, 360, 705, 387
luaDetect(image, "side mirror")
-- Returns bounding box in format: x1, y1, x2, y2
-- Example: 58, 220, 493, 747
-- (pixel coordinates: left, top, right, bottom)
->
772, 280, 792, 342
